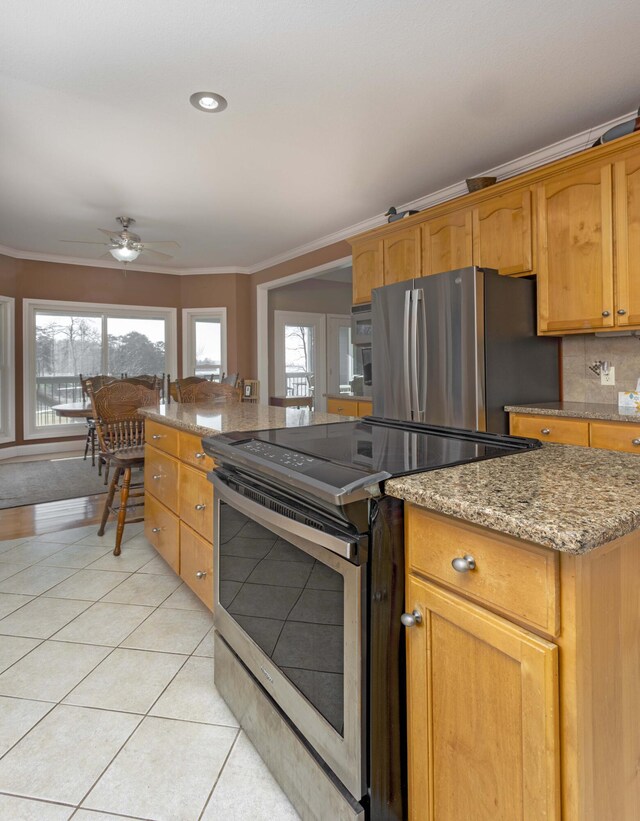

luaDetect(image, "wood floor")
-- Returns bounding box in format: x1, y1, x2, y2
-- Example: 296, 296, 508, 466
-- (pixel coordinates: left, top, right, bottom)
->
0, 493, 105, 540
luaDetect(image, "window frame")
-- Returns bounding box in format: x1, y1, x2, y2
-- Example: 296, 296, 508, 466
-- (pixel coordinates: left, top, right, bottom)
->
23, 298, 177, 440
182, 307, 228, 379
0, 295, 15, 445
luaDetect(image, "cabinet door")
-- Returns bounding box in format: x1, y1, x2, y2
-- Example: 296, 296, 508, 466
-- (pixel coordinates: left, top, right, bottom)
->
472, 188, 533, 276
422, 210, 473, 276
179, 463, 214, 543
536, 164, 614, 333
406, 576, 560, 821
352, 238, 383, 304
614, 154, 640, 326
327, 397, 358, 416
383, 226, 421, 285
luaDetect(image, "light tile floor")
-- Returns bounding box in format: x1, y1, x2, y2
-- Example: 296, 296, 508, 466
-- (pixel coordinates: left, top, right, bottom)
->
0, 522, 300, 820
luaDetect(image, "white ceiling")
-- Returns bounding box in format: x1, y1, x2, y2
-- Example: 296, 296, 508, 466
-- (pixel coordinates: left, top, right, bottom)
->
1, 0, 639, 272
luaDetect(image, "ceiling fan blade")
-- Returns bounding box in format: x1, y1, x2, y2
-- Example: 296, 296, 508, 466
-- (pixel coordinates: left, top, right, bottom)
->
99, 252, 114, 259
59, 240, 109, 245
142, 240, 181, 248
140, 247, 174, 260
98, 228, 123, 239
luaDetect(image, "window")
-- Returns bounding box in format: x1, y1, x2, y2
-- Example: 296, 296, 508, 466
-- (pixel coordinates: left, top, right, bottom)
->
182, 308, 227, 380
24, 299, 177, 439
0, 296, 15, 444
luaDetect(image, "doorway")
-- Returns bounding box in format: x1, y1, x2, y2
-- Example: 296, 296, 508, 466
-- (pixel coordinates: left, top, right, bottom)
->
274, 311, 327, 410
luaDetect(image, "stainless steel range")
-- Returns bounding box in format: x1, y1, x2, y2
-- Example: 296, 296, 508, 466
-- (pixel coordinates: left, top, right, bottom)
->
203, 417, 540, 820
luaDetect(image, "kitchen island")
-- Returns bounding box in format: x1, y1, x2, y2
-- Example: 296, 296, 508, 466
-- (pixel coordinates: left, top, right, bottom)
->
386, 442, 640, 820
139, 402, 353, 608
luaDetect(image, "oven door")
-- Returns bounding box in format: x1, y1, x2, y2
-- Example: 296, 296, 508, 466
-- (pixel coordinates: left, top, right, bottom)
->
211, 472, 366, 801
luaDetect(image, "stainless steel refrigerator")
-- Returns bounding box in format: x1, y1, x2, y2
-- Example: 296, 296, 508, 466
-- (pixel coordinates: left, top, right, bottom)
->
372, 266, 559, 434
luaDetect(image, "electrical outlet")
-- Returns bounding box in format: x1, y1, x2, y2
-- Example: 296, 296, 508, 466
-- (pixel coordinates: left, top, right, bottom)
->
601, 366, 616, 386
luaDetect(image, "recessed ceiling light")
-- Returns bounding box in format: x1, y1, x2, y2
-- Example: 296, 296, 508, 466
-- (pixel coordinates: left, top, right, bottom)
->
190, 91, 228, 113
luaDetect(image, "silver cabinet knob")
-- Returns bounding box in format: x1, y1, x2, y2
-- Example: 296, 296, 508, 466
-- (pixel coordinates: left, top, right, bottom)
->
194, 503, 206, 511
602, 310, 610, 317
617, 309, 627, 315
451, 554, 476, 573
400, 610, 422, 628
196, 570, 207, 579
195, 452, 205, 459
151, 527, 162, 533
633, 438, 640, 446
540, 428, 551, 435
152, 474, 163, 480
152, 434, 164, 440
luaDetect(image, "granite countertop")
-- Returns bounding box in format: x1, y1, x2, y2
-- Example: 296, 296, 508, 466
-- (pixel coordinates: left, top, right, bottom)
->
325, 393, 372, 401
386, 444, 640, 554
506, 401, 640, 423
139, 402, 354, 437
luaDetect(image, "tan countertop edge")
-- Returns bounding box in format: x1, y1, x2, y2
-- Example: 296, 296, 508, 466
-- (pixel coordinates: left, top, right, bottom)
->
385, 444, 640, 555
506, 401, 640, 424
325, 393, 372, 401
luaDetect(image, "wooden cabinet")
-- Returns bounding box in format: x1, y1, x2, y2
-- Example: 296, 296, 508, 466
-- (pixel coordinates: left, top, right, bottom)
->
536, 162, 615, 333
472, 188, 533, 276
144, 421, 216, 610
383, 226, 421, 285
406, 574, 559, 821
352, 238, 383, 304
589, 420, 640, 454
510, 413, 590, 446
614, 154, 640, 326
405, 505, 640, 820
327, 397, 372, 417
421, 209, 473, 276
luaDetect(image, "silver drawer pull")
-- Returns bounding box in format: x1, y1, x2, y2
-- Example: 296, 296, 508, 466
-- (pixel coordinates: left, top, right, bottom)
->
452, 554, 476, 573
194, 503, 206, 511
151, 527, 162, 533
195, 452, 205, 459
618, 309, 627, 315
152, 474, 163, 480
602, 310, 610, 317
540, 428, 551, 435
400, 610, 422, 628
151, 434, 164, 440
196, 570, 207, 579
633, 438, 640, 446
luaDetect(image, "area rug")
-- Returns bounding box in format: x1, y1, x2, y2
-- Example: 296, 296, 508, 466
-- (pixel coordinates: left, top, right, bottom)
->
0, 457, 116, 508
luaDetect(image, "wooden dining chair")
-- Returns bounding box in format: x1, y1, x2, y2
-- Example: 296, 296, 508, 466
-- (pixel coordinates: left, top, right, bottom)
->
87, 379, 160, 556
79, 374, 118, 471
175, 377, 242, 404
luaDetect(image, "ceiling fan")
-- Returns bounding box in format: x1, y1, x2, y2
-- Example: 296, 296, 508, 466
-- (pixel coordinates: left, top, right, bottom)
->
61, 216, 180, 264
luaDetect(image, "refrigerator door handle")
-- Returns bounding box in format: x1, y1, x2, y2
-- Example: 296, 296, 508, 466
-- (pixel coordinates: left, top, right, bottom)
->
410, 290, 422, 421
403, 289, 413, 417
414, 288, 427, 422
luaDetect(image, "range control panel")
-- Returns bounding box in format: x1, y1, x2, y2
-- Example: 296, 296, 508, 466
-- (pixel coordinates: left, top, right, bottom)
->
236, 439, 318, 471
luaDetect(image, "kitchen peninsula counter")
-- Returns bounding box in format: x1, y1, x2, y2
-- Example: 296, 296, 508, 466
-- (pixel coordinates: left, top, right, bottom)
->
506, 400, 640, 423
386, 443, 640, 554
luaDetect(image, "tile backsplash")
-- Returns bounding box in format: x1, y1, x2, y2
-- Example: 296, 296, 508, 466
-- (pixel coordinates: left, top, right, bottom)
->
563, 335, 640, 404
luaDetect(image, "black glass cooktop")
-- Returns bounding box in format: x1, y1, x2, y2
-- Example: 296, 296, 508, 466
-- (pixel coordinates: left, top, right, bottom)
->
206, 417, 539, 493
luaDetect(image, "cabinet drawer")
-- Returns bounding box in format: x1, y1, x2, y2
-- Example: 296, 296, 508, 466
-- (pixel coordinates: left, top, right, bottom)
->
179, 463, 214, 542
144, 445, 179, 513
406, 506, 560, 635
145, 419, 179, 456
179, 431, 215, 472
590, 421, 640, 454
144, 492, 179, 573
180, 522, 213, 610
327, 398, 358, 416
357, 400, 373, 416
510, 413, 589, 446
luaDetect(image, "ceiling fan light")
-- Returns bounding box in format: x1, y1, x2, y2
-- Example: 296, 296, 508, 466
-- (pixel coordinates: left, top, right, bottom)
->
109, 246, 141, 263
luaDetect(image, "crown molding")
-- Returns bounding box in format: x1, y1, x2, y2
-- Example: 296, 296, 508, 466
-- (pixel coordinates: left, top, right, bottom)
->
0, 244, 250, 276
1, 108, 635, 277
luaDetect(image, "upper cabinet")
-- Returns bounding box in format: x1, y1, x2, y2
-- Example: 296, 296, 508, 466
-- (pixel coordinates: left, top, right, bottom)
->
352, 238, 383, 304
614, 154, 640, 327
472, 188, 533, 276
421, 209, 473, 276
536, 162, 615, 333
383, 226, 421, 285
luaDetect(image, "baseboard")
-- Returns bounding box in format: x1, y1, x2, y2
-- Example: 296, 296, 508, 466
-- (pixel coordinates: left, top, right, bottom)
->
0, 440, 85, 462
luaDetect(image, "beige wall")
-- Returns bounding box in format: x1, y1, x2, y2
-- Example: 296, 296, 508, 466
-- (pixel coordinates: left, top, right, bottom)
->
562, 334, 640, 403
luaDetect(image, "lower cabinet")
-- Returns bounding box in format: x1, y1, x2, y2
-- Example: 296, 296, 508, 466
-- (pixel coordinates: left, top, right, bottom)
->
327, 397, 372, 416
405, 505, 640, 820
510, 411, 640, 452
144, 421, 216, 610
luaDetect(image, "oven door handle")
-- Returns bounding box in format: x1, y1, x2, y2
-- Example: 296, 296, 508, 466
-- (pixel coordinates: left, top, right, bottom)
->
211, 473, 362, 562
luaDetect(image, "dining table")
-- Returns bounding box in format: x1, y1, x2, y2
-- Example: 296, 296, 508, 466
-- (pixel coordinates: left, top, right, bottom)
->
51, 401, 94, 419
